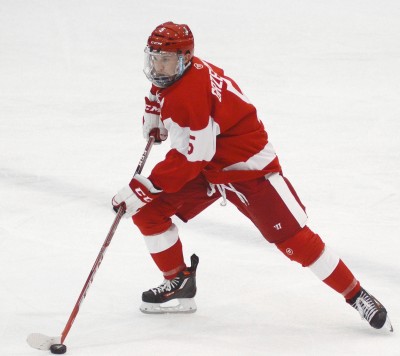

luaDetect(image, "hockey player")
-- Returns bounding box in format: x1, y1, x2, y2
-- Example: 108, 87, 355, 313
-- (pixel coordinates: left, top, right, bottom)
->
112, 22, 393, 331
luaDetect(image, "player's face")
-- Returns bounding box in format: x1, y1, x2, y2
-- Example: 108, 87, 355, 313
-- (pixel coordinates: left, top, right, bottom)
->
144, 46, 191, 87
151, 53, 179, 76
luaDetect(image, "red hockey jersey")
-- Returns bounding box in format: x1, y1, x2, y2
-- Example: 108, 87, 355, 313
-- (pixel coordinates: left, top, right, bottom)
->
148, 56, 281, 193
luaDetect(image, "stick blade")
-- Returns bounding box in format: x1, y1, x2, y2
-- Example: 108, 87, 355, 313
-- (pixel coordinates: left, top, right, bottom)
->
27, 333, 61, 350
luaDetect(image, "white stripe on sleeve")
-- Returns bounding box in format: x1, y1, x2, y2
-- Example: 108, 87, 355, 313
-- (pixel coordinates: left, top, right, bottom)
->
163, 116, 220, 162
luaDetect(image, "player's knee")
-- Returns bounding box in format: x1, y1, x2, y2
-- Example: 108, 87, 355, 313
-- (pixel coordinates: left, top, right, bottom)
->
132, 208, 172, 236
275, 226, 324, 267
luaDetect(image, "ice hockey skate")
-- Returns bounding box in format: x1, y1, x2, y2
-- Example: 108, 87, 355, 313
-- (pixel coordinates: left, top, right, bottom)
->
140, 254, 199, 314
347, 287, 393, 332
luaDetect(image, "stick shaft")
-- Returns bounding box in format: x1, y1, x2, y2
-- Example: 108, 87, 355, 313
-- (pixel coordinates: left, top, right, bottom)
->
61, 207, 124, 343
60, 137, 155, 343
135, 136, 155, 175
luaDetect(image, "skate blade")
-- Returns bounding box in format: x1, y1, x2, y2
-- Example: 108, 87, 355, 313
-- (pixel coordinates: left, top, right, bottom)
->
383, 316, 394, 332
140, 298, 197, 314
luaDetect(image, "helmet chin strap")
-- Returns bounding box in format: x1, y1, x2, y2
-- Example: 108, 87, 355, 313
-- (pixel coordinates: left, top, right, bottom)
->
183, 60, 192, 72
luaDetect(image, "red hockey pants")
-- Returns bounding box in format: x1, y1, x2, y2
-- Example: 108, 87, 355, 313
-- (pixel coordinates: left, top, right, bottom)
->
133, 172, 307, 244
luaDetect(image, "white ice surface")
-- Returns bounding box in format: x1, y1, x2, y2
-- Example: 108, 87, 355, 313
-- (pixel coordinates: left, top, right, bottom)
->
1, 0, 399, 355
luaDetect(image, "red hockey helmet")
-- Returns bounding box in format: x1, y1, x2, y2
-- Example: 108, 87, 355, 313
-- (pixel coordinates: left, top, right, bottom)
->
144, 22, 194, 87
146, 22, 194, 57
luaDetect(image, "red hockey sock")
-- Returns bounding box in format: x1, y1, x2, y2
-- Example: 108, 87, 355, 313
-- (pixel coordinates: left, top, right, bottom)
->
143, 223, 186, 280
276, 226, 360, 299
321, 260, 360, 300
150, 239, 186, 280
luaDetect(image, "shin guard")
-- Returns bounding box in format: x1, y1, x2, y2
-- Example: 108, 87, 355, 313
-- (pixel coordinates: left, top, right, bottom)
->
276, 226, 360, 299
276, 226, 325, 267
143, 224, 186, 279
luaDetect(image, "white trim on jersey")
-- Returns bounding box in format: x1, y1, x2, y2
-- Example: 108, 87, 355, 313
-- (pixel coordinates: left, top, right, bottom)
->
223, 141, 277, 171
144, 223, 179, 254
308, 246, 340, 280
267, 173, 308, 227
200, 59, 251, 104
163, 116, 220, 162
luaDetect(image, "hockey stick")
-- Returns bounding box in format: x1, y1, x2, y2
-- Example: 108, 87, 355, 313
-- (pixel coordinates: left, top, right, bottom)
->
27, 136, 156, 353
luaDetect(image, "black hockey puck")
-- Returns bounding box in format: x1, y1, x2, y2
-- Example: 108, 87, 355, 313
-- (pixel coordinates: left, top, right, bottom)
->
50, 344, 67, 354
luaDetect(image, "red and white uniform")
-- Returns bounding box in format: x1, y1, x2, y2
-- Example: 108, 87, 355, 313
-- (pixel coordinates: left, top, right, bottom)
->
148, 56, 281, 192
133, 58, 360, 301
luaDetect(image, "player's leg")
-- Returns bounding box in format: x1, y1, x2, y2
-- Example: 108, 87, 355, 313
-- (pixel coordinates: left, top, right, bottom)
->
133, 174, 217, 278
228, 173, 392, 331
132, 174, 218, 313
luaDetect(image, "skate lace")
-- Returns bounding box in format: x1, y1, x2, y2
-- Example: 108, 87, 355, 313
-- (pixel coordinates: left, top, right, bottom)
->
151, 278, 180, 295
353, 291, 378, 322
207, 183, 249, 206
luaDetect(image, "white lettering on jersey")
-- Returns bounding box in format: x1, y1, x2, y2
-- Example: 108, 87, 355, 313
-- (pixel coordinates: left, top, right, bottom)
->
210, 70, 224, 102
200, 60, 251, 104
163, 116, 220, 162
201, 60, 223, 102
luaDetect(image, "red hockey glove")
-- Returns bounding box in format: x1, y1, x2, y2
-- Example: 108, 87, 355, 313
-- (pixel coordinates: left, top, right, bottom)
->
112, 175, 162, 217
143, 92, 168, 144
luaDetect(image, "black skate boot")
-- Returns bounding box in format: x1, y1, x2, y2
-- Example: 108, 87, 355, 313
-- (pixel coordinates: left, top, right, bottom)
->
140, 254, 199, 314
347, 287, 393, 332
